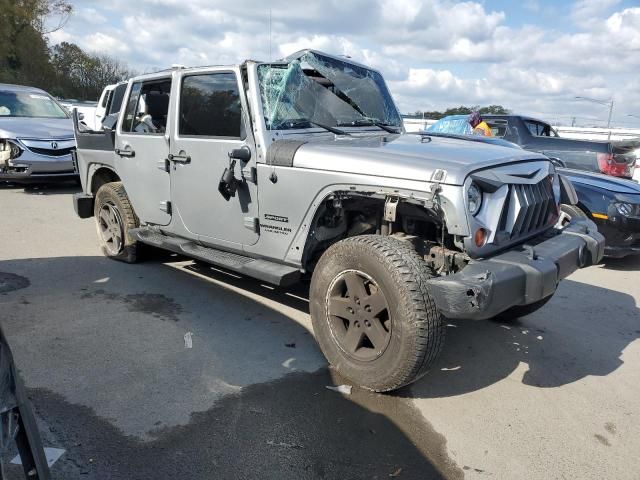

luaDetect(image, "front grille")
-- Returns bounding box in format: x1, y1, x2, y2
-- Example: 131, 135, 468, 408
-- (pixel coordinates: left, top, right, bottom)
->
498, 178, 556, 240
28, 146, 75, 157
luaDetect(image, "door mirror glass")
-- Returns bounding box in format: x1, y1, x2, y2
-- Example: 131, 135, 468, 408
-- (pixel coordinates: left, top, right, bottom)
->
229, 147, 251, 162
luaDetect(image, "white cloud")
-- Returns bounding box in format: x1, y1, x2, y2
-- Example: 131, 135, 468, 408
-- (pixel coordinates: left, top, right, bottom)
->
572, 0, 621, 28
45, 0, 640, 126
82, 32, 130, 55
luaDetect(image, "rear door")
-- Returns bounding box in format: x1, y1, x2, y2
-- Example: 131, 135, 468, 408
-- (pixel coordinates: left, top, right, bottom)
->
114, 76, 172, 225
169, 67, 259, 246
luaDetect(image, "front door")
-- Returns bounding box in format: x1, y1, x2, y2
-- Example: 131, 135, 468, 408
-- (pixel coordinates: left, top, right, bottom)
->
114, 76, 172, 225
169, 68, 259, 246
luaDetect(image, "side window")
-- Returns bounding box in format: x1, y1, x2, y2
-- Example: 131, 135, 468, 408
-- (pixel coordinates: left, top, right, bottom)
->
486, 120, 508, 138
103, 90, 113, 113
122, 83, 142, 132
100, 90, 111, 108
179, 73, 242, 138
121, 79, 172, 134
109, 84, 127, 116
524, 120, 553, 137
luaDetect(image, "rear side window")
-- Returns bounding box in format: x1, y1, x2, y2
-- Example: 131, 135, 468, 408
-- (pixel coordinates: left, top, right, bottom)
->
109, 84, 127, 116
179, 73, 242, 138
100, 89, 112, 108
121, 79, 172, 134
486, 119, 508, 138
524, 120, 557, 137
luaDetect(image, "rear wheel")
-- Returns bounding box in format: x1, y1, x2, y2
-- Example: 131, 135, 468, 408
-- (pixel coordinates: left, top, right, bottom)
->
310, 235, 444, 392
94, 182, 140, 263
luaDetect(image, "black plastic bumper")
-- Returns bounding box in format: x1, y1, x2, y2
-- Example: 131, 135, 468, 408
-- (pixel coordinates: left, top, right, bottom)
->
427, 219, 605, 320
73, 192, 94, 218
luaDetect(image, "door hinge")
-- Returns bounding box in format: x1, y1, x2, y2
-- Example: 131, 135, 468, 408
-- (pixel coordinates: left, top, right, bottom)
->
242, 166, 257, 184
157, 159, 169, 172
159, 201, 172, 214
244, 216, 259, 233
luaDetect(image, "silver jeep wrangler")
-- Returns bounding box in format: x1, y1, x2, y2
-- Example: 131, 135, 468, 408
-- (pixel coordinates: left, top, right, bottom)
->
72, 50, 604, 392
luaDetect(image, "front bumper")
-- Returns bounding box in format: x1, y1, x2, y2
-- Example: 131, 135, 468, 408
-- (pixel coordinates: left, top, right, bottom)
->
1, 143, 77, 183
427, 219, 604, 320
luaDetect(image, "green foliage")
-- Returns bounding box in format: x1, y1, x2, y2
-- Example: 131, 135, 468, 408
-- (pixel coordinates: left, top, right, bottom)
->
408, 105, 510, 119
0, 0, 133, 100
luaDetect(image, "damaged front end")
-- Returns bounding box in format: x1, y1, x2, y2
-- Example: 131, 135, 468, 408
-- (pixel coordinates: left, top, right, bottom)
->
427, 218, 604, 320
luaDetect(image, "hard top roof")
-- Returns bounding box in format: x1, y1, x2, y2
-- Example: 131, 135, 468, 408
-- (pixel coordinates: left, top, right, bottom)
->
127, 49, 381, 82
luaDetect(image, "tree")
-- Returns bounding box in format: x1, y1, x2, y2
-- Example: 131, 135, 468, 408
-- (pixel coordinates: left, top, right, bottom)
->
50, 42, 134, 99
0, 1, 72, 87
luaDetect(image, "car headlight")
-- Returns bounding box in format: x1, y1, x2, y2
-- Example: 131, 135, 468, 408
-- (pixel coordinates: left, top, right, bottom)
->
0, 140, 23, 162
614, 202, 634, 217
467, 183, 483, 216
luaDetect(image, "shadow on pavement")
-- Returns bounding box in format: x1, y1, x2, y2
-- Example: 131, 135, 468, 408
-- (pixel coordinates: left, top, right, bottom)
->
0, 181, 80, 195
183, 263, 639, 400
601, 254, 640, 271
405, 278, 639, 399
0, 256, 460, 480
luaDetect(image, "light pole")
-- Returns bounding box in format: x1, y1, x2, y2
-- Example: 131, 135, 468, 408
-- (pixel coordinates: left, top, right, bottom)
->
575, 96, 614, 140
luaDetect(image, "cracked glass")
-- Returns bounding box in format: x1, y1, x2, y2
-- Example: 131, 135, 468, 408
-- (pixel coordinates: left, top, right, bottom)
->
257, 51, 402, 131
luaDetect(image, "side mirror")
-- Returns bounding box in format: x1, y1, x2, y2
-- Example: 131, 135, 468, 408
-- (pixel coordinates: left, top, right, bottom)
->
78, 112, 85, 121
102, 114, 118, 131
229, 147, 251, 162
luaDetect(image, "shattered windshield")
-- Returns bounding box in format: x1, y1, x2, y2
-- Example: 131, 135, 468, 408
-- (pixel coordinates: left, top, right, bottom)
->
258, 51, 402, 131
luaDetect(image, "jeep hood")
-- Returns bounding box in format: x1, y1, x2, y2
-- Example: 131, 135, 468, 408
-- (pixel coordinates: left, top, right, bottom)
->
0, 117, 74, 140
291, 133, 549, 185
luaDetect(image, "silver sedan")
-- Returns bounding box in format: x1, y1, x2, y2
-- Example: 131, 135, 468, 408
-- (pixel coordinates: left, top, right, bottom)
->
0, 83, 78, 183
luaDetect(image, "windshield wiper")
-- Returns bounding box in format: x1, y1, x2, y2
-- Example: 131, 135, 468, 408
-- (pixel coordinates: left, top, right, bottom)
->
275, 119, 350, 136
338, 119, 401, 134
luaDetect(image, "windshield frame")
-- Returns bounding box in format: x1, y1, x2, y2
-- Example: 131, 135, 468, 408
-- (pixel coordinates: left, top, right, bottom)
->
256, 51, 402, 133
0, 90, 70, 119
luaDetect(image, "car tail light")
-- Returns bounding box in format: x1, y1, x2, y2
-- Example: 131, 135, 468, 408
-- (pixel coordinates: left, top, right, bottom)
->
597, 153, 632, 177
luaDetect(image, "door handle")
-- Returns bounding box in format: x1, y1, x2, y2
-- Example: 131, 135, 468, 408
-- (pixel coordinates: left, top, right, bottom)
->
115, 148, 135, 158
168, 153, 191, 164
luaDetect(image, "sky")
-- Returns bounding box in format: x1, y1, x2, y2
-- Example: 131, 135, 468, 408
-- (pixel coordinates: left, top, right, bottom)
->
47, 0, 640, 127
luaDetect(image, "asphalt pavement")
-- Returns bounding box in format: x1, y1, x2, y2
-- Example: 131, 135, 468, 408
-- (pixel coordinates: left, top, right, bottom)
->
0, 182, 638, 479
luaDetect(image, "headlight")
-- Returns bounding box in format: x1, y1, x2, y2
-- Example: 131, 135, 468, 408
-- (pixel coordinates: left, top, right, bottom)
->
467, 183, 483, 216
615, 202, 634, 216
0, 140, 22, 162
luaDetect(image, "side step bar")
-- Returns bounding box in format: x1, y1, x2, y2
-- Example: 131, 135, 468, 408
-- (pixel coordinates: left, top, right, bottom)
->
130, 228, 301, 287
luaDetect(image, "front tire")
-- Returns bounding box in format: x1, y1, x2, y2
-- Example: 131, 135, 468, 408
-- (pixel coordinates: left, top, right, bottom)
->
94, 182, 140, 263
309, 235, 444, 392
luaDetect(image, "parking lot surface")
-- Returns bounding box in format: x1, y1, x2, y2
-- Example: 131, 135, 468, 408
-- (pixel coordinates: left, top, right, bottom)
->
1, 183, 638, 479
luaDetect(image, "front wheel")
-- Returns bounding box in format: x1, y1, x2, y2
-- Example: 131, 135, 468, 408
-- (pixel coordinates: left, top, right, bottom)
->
309, 235, 445, 392
94, 182, 140, 263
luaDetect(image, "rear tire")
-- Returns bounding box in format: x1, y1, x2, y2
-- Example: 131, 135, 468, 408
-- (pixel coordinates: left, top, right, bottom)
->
309, 235, 444, 392
94, 182, 140, 263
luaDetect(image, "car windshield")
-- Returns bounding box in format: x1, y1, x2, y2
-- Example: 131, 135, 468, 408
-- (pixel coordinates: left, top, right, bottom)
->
257, 51, 402, 131
0, 90, 68, 119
